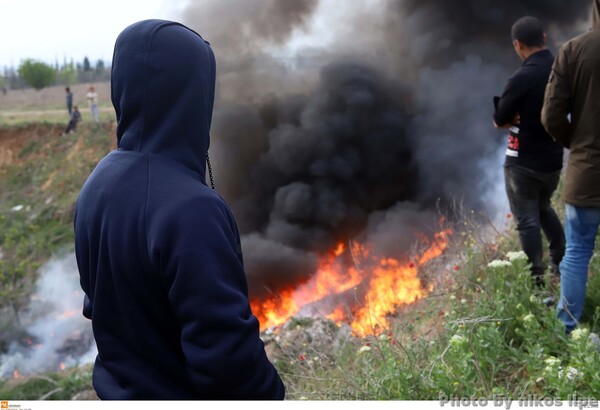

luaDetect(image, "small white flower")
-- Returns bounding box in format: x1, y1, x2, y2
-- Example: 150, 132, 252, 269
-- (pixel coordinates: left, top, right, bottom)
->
358, 345, 372, 353
529, 294, 539, 303
570, 328, 589, 341
460, 299, 467, 304
450, 295, 456, 300
544, 356, 561, 367
11, 205, 24, 212
564, 366, 583, 382
507, 251, 527, 261
487, 260, 512, 268
523, 313, 536, 325
449, 334, 467, 347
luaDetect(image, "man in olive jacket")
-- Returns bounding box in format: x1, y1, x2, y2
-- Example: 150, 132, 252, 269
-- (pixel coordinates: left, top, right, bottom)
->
541, 0, 600, 333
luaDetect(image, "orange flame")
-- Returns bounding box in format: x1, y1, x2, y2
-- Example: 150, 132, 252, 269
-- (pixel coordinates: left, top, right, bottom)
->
250, 228, 452, 336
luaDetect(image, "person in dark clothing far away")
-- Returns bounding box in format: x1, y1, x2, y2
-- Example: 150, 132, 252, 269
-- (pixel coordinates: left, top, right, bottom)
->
64, 105, 80, 134
73, 19, 285, 400
493, 16, 565, 292
542, 0, 600, 334
65, 87, 73, 115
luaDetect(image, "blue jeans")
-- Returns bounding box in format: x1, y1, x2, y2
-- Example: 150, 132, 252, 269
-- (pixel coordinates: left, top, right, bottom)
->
557, 204, 600, 332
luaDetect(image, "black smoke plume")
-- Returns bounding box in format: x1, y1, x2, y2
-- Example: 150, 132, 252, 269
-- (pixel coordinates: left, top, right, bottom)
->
180, 0, 593, 299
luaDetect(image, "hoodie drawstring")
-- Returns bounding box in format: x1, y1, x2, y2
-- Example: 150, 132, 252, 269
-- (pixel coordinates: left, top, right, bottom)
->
206, 153, 215, 190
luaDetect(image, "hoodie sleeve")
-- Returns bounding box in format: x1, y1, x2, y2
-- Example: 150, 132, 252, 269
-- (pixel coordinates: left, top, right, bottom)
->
159, 195, 285, 400
493, 74, 523, 127
541, 44, 573, 148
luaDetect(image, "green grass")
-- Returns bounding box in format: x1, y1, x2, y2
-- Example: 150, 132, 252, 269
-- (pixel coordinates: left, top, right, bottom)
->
0, 107, 114, 127
0, 365, 94, 400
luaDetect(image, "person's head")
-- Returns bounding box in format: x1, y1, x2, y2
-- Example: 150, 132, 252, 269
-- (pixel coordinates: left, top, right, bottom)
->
66, 87, 70, 92
511, 16, 547, 60
89, 86, 95, 92
74, 105, 79, 111
111, 20, 215, 178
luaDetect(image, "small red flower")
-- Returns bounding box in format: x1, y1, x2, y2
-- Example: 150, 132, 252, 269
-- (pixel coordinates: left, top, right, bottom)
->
364, 342, 371, 347
438, 310, 445, 317
408, 262, 415, 268
299, 354, 305, 361
507, 213, 512, 219
453, 265, 460, 271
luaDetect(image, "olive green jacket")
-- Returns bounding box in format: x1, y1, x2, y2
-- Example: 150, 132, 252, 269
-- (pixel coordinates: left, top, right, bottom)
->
541, 0, 600, 206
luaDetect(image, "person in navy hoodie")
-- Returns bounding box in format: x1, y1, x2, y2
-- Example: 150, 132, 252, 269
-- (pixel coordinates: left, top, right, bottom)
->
74, 19, 285, 400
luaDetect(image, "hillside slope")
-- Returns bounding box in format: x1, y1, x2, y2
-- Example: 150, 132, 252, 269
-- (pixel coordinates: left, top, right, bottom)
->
0, 123, 114, 321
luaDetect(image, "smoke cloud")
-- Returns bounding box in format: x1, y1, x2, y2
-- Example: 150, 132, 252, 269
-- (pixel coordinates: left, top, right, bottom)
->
180, 0, 594, 299
181, 0, 318, 54
0, 253, 95, 378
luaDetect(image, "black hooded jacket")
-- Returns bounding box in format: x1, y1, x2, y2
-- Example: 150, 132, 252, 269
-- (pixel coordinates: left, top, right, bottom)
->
74, 19, 285, 400
494, 49, 564, 172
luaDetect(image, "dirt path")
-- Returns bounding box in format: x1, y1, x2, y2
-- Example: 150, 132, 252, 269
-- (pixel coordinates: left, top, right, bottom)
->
0, 107, 114, 117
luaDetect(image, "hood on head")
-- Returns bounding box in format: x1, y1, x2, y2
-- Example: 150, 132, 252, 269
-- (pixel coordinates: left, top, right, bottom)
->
111, 19, 216, 179
594, 0, 600, 28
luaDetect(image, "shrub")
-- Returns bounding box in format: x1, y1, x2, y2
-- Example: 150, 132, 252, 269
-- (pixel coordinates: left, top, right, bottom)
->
18, 59, 55, 90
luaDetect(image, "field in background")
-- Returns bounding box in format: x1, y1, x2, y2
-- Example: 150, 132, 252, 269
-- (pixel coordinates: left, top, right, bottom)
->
0, 82, 113, 126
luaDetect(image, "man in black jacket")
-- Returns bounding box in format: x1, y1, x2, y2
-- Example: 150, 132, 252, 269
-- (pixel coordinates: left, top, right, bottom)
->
74, 20, 285, 399
493, 16, 565, 288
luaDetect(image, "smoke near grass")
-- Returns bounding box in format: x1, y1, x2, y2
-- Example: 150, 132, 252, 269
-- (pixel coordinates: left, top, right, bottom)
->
0, 253, 95, 378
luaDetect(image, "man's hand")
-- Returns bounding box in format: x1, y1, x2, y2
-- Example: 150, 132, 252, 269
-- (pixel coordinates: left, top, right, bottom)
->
494, 112, 520, 129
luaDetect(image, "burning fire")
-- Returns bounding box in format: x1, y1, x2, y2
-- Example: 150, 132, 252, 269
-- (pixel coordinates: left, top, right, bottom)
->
250, 228, 452, 336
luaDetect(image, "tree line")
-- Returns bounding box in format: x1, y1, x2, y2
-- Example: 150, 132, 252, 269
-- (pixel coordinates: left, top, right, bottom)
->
0, 57, 110, 91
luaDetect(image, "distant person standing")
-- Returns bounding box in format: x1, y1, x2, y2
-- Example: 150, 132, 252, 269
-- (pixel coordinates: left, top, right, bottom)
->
541, 0, 600, 334
64, 105, 81, 134
86, 85, 100, 122
65, 87, 73, 115
493, 16, 565, 289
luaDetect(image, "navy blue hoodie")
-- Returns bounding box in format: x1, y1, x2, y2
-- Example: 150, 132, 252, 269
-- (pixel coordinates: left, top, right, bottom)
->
74, 19, 285, 400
